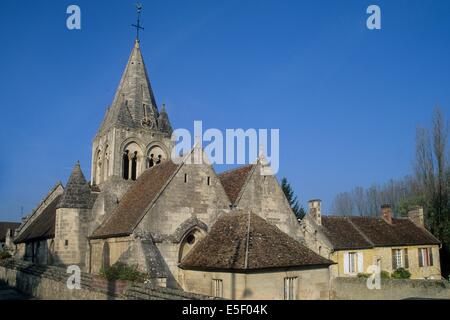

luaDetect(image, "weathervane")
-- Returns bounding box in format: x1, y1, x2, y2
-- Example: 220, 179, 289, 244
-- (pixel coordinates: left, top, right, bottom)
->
132, 3, 144, 42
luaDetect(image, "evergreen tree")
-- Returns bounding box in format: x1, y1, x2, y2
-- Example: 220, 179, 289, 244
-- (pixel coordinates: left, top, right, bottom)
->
281, 178, 306, 220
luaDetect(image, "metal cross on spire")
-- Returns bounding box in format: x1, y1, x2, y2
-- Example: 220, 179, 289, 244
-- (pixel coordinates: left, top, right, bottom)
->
132, 3, 144, 42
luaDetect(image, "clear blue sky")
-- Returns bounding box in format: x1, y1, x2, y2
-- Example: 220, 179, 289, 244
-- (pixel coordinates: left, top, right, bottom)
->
1, 0, 450, 222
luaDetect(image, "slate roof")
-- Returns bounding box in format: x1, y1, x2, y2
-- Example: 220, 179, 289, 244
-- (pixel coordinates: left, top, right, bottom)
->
91, 161, 180, 239
57, 163, 95, 209
0, 222, 20, 242
218, 165, 254, 204
321, 216, 440, 250
180, 211, 333, 271
14, 195, 62, 244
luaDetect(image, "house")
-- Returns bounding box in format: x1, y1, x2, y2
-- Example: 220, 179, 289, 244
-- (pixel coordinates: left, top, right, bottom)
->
179, 211, 333, 300
301, 202, 442, 279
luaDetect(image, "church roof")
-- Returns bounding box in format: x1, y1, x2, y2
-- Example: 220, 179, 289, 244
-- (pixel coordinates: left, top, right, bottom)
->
57, 162, 94, 209
180, 211, 333, 271
218, 165, 254, 204
0, 222, 20, 242
91, 161, 180, 239
98, 40, 170, 135
321, 216, 441, 250
14, 195, 62, 244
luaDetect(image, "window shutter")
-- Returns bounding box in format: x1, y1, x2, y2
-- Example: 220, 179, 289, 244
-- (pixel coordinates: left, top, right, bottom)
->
392, 250, 397, 270
404, 249, 409, 269
343, 253, 349, 274
418, 249, 423, 267
357, 252, 364, 273
429, 248, 433, 266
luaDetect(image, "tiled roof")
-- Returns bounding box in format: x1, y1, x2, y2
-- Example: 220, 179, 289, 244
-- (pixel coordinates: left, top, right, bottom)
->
91, 161, 180, 239
349, 216, 440, 247
0, 222, 21, 242
218, 165, 254, 204
14, 195, 62, 243
180, 211, 333, 271
321, 217, 373, 250
321, 216, 440, 250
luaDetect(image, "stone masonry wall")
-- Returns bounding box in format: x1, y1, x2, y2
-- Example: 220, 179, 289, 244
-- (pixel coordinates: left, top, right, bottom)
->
332, 277, 450, 300
0, 259, 214, 300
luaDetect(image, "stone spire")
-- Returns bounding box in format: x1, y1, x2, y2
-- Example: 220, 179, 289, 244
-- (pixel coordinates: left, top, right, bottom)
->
98, 40, 161, 134
58, 162, 92, 209
158, 104, 173, 135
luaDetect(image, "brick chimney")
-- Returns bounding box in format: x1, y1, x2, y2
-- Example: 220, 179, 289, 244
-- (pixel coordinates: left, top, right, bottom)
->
408, 206, 424, 228
308, 199, 322, 225
381, 204, 392, 224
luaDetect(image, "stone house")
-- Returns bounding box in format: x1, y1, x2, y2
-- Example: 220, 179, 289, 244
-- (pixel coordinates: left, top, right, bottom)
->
179, 211, 333, 300
301, 202, 442, 279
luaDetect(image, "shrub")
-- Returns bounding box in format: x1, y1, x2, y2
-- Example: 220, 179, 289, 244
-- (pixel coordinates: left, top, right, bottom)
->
357, 273, 370, 279
0, 250, 11, 260
100, 262, 146, 282
391, 268, 411, 279
380, 270, 391, 279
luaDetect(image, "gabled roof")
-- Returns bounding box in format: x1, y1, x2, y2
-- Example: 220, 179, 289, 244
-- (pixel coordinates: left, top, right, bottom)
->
321, 216, 440, 250
57, 162, 94, 209
91, 161, 180, 239
0, 222, 20, 242
14, 195, 62, 244
180, 211, 333, 271
218, 165, 254, 204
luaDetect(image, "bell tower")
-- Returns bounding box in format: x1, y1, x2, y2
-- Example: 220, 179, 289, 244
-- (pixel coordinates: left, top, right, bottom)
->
91, 6, 173, 187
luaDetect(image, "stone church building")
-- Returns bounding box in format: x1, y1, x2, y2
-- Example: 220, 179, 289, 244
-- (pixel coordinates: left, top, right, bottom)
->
8, 39, 334, 299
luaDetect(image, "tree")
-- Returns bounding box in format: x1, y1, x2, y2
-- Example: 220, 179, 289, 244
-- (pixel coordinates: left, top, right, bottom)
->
414, 107, 450, 277
281, 178, 306, 220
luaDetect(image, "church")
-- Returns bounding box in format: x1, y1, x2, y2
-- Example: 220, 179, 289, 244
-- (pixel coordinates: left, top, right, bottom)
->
6, 34, 334, 299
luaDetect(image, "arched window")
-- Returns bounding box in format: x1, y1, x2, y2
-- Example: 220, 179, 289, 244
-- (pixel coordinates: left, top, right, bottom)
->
178, 228, 205, 263
102, 242, 110, 270
147, 145, 167, 168
123, 142, 143, 180
131, 152, 138, 181
148, 154, 155, 168
123, 150, 130, 180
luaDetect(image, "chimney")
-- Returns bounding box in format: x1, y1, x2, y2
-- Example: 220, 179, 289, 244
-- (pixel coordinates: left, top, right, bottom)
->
308, 199, 322, 225
408, 206, 424, 228
381, 204, 392, 224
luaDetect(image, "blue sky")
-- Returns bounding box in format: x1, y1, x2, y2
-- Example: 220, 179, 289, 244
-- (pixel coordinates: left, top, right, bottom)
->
1, 0, 450, 222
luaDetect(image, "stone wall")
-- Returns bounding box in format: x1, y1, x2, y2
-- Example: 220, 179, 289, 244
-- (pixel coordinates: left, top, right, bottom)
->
0, 259, 214, 300
180, 267, 331, 300
237, 164, 302, 240
332, 277, 450, 300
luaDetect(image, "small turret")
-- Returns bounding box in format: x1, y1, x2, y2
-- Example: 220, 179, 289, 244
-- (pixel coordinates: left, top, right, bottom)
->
158, 104, 173, 135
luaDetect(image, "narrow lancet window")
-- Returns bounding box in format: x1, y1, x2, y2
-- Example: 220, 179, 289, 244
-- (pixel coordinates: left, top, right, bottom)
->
123, 150, 130, 180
